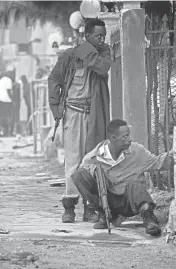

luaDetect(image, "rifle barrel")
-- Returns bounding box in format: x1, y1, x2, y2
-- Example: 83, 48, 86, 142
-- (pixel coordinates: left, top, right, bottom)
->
96, 165, 111, 234
52, 119, 60, 142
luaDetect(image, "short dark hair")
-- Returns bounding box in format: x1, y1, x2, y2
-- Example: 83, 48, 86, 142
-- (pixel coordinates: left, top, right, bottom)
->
85, 18, 105, 34
107, 119, 127, 137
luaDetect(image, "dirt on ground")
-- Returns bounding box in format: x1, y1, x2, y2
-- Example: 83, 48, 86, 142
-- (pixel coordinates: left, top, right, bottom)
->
0, 237, 176, 269
0, 137, 176, 269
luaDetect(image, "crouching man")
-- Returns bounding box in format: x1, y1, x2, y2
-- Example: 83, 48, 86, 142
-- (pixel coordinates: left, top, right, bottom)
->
71, 119, 173, 236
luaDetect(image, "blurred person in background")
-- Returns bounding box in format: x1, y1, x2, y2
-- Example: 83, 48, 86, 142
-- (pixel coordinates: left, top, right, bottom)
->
20, 75, 32, 135
0, 75, 15, 136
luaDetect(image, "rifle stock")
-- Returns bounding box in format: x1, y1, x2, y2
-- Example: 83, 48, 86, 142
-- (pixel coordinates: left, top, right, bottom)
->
95, 165, 111, 234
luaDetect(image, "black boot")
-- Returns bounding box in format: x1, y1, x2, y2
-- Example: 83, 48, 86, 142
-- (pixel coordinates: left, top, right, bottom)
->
111, 213, 126, 227
140, 203, 161, 236
62, 197, 79, 223
93, 209, 107, 229
82, 200, 99, 223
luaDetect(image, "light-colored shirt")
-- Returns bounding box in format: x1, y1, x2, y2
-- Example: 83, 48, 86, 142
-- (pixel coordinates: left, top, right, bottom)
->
80, 140, 172, 195
0, 76, 13, 103
97, 141, 130, 167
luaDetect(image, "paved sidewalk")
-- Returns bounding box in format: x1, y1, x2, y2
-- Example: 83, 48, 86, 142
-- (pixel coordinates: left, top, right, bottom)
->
0, 140, 163, 247
1, 139, 176, 269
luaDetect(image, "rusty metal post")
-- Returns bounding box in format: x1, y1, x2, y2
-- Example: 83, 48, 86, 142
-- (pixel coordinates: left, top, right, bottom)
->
146, 47, 152, 151
38, 83, 43, 153
30, 81, 37, 154
173, 127, 176, 198
164, 49, 171, 192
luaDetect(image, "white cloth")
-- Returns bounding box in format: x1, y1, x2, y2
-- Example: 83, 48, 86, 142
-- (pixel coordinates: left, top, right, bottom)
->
0, 76, 13, 103
97, 140, 131, 167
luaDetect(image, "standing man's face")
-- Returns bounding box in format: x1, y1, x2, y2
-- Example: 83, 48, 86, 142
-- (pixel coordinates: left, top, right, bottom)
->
86, 26, 106, 49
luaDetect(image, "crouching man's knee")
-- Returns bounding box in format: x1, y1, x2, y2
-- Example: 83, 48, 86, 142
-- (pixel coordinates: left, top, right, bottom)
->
71, 169, 83, 186
71, 168, 95, 191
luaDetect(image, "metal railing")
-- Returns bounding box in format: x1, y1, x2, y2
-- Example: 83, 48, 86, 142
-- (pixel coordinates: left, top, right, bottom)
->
146, 29, 176, 191
29, 79, 54, 153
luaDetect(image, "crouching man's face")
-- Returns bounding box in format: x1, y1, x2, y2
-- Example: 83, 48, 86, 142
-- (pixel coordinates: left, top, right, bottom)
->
112, 125, 132, 151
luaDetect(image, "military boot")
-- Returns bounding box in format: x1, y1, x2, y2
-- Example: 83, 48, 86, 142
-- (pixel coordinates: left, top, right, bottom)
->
93, 209, 107, 229
110, 209, 126, 227
62, 197, 79, 223
82, 200, 99, 223
111, 215, 127, 227
140, 203, 161, 236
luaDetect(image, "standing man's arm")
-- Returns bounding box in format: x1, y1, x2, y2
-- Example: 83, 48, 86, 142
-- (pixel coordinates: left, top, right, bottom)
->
48, 48, 73, 120
75, 42, 111, 77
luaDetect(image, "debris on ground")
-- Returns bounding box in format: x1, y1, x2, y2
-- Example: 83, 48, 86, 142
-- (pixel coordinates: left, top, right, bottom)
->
48, 178, 66, 187
164, 199, 176, 245
0, 251, 39, 267
150, 188, 174, 226
12, 135, 33, 149
130, 188, 174, 226
150, 188, 174, 207
12, 143, 33, 149
0, 227, 9, 234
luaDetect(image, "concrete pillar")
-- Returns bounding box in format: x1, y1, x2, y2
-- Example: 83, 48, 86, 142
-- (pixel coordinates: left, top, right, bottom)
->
100, 6, 147, 147
100, 12, 120, 120
120, 7, 148, 147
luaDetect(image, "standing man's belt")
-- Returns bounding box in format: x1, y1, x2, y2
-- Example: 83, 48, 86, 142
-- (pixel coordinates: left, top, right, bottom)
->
66, 103, 90, 114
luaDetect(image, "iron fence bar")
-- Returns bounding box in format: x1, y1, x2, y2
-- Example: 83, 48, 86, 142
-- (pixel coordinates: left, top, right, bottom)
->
30, 81, 37, 154
173, 127, 176, 197
164, 48, 171, 191
150, 46, 176, 50
146, 25, 176, 192
146, 48, 152, 151
147, 30, 176, 34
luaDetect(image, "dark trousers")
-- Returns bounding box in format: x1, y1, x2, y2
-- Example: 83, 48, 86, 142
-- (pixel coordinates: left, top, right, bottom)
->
72, 168, 155, 218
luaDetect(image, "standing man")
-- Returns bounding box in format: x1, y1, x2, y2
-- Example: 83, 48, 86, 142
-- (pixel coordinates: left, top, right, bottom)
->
48, 18, 111, 223
20, 75, 32, 134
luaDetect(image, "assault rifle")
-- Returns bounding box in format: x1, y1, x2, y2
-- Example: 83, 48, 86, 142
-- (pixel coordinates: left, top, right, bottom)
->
95, 165, 112, 234
51, 49, 76, 142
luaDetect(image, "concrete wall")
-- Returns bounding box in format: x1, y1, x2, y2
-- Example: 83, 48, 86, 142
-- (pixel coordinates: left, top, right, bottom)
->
100, 8, 148, 147
121, 8, 147, 147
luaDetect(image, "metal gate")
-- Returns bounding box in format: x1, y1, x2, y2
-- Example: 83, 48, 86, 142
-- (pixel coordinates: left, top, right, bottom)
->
30, 79, 53, 153
146, 27, 176, 191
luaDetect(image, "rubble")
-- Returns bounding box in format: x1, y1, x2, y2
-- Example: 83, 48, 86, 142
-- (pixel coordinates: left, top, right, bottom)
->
165, 199, 176, 244
12, 134, 33, 149
0, 227, 10, 234
150, 188, 174, 226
